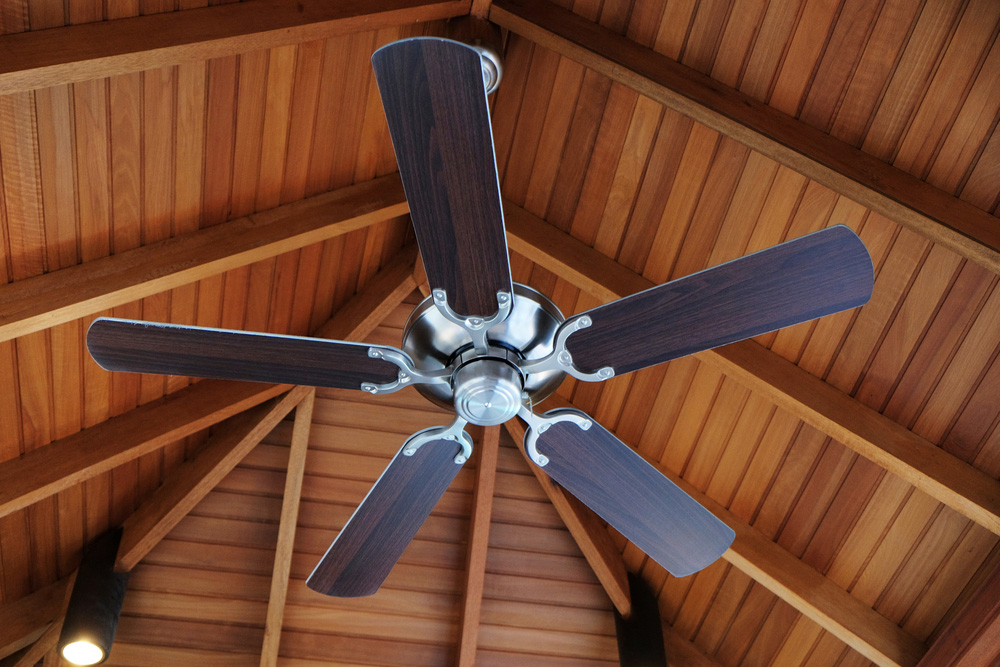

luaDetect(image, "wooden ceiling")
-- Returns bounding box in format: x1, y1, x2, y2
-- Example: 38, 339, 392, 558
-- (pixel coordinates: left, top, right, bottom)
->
1, 0, 999, 665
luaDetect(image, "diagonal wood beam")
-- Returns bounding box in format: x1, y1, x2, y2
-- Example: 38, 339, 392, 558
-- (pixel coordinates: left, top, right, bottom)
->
505, 201, 1000, 536
0, 577, 71, 660
0, 175, 407, 344
9, 572, 74, 667
314, 244, 418, 341
491, 0, 1000, 275
458, 426, 500, 666
260, 389, 316, 667
0, 0, 469, 95
0, 380, 288, 519
531, 393, 924, 667
115, 386, 310, 571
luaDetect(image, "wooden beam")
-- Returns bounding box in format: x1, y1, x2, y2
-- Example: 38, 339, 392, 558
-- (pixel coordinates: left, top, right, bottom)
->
490, 0, 1000, 275
0, 0, 469, 95
314, 244, 418, 341
115, 387, 310, 571
0, 578, 70, 660
0, 175, 407, 343
260, 389, 315, 667
0, 380, 287, 519
502, 420, 631, 617
917, 557, 1000, 666
457, 426, 500, 666
10, 573, 74, 667
534, 394, 924, 667
505, 201, 1000, 536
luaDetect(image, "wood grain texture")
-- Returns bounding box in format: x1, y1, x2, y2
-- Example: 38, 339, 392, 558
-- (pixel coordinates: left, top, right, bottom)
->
373, 38, 512, 317
115, 387, 309, 572
502, 418, 632, 617
0, 380, 287, 519
490, 0, 1000, 275
0, 577, 70, 659
458, 426, 499, 666
260, 389, 315, 666
0, 175, 408, 343
306, 435, 466, 597
0, 0, 469, 95
533, 409, 734, 577
87, 319, 399, 389
565, 225, 873, 374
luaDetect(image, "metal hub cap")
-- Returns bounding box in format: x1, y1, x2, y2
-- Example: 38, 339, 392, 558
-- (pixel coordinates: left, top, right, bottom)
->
453, 358, 523, 426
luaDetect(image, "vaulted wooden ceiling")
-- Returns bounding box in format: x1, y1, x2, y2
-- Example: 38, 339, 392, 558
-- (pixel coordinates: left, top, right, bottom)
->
1, 0, 999, 665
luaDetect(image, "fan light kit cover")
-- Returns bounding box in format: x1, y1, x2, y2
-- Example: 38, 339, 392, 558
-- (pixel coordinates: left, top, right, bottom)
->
87, 37, 874, 598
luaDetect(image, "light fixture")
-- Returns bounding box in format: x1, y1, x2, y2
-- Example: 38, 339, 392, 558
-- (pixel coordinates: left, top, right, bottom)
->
58, 529, 129, 665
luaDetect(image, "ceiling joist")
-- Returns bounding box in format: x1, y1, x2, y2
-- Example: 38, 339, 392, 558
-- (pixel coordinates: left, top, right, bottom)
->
490, 0, 1000, 275
0, 380, 288, 519
504, 202, 1000, 537
0, 0, 468, 95
0, 175, 407, 344
0, 577, 70, 660
115, 387, 310, 572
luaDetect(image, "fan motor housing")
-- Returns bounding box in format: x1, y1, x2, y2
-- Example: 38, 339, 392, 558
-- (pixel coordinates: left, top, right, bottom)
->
402, 284, 566, 418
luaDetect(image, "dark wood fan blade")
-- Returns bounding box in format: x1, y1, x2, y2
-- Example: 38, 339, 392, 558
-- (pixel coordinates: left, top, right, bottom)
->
372, 38, 512, 318
532, 410, 734, 577
565, 225, 873, 375
306, 436, 465, 597
87, 318, 399, 389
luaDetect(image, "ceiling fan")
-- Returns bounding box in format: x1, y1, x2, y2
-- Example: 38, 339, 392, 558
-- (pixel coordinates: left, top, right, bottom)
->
87, 37, 874, 598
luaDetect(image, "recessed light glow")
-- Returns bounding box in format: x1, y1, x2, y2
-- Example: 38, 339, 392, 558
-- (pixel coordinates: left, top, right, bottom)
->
61, 640, 104, 665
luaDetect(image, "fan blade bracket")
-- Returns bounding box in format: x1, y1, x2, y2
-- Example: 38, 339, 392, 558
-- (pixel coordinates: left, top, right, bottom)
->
361, 346, 452, 395
431, 288, 512, 355
401, 416, 472, 465
516, 315, 615, 382
517, 405, 593, 467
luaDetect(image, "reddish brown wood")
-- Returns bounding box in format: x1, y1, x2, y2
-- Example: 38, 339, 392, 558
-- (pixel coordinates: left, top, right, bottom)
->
372, 38, 512, 318
87, 318, 399, 389
565, 226, 873, 374
306, 436, 465, 597
917, 558, 1000, 666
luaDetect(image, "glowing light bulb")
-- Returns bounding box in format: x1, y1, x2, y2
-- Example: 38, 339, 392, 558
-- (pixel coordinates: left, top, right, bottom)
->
61, 640, 104, 665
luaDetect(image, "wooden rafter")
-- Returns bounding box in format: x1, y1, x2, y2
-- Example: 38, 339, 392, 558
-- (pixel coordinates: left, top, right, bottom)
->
457, 426, 500, 666
490, 0, 1000, 275
8, 572, 74, 667
0, 380, 287, 520
115, 387, 311, 572
260, 389, 316, 667
0, 0, 468, 95
0, 577, 71, 660
504, 201, 1000, 537
0, 175, 407, 344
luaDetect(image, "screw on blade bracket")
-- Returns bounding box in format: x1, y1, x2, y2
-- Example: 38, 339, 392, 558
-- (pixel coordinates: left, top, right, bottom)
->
431, 289, 512, 355
515, 315, 614, 382
401, 416, 472, 465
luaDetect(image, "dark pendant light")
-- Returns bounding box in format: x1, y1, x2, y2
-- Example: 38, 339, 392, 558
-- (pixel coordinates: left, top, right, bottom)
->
58, 529, 129, 665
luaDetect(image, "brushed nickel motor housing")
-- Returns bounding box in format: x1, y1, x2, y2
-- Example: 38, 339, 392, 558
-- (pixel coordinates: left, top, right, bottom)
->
401, 283, 566, 415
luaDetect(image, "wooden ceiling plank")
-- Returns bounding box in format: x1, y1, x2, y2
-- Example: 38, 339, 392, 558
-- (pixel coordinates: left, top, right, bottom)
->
916, 557, 1000, 667
0, 174, 407, 344
313, 244, 418, 341
115, 386, 309, 572
490, 0, 1000, 275
505, 201, 1000, 536
502, 420, 631, 617
0, 0, 469, 95
534, 392, 923, 667
0, 380, 289, 520
0, 576, 70, 660
457, 425, 500, 666
260, 388, 315, 667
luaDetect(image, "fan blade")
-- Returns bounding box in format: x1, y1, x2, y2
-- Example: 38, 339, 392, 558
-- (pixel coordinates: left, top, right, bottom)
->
307, 429, 467, 597
87, 318, 399, 389
528, 409, 734, 577
372, 37, 512, 318
564, 225, 873, 375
